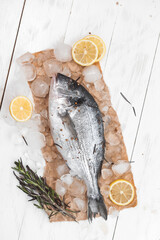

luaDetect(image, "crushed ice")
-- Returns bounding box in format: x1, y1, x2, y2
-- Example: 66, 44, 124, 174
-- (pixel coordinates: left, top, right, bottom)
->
24, 131, 46, 150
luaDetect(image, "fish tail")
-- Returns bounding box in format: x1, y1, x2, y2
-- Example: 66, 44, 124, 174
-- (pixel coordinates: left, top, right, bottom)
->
87, 194, 108, 222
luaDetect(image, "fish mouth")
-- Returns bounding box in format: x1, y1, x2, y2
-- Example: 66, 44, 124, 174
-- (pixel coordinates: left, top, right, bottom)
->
51, 73, 70, 86
51, 73, 71, 98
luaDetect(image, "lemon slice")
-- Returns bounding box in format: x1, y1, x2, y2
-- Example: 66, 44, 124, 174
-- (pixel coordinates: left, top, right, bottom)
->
72, 39, 98, 66
85, 35, 106, 62
10, 96, 33, 122
109, 179, 135, 206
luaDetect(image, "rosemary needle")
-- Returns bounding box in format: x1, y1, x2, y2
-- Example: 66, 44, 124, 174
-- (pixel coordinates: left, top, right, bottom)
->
120, 92, 136, 117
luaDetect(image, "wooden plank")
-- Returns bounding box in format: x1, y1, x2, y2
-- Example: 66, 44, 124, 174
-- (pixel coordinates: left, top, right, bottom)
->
64, 0, 160, 239
113, 34, 160, 240
103, 2, 159, 161
0, 0, 25, 105
0, 0, 73, 240
0, 1, 120, 239
64, 0, 119, 72
104, 0, 160, 239
62, 1, 120, 239
1, 0, 160, 239
16, 1, 119, 239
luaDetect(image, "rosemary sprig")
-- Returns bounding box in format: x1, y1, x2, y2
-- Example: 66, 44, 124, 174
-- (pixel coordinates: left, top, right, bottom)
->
12, 158, 77, 221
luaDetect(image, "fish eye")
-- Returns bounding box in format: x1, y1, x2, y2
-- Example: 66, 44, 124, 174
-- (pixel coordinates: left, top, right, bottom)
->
69, 97, 85, 106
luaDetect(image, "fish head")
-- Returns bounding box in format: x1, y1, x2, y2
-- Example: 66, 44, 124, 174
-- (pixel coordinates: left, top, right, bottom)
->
50, 73, 85, 109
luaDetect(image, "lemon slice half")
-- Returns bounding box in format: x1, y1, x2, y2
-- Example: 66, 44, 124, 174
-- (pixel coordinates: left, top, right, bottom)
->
85, 35, 106, 62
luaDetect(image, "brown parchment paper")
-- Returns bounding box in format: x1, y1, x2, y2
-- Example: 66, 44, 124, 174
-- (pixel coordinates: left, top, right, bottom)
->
26, 49, 137, 222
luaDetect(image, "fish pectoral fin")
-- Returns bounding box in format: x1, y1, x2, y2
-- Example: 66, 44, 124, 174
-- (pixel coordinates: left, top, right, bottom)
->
59, 110, 78, 140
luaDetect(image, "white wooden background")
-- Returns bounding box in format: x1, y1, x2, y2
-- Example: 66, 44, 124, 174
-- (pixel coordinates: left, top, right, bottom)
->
0, 0, 160, 239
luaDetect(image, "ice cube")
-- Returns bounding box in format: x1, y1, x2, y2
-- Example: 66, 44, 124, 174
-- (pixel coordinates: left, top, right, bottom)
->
31, 78, 49, 97
55, 179, 66, 197
40, 109, 48, 119
103, 115, 111, 129
105, 145, 121, 163
56, 164, 69, 177
69, 169, 77, 177
37, 167, 44, 177
82, 65, 102, 83
112, 160, 131, 176
43, 151, 53, 162
31, 114, 41, 126
21, 63, 36, 82
69, 179, 86, 196
107, 132, 120, 146
60, 174, 73, 186
43, 59, 62, 77
103, 162, 111, 169
37, 50, 54, 66
100, 185, 110, 197
109, 207, 119, 217
24, 131, 46, 149
54, 43, 72, 62
60, 66, 71, 77
46, 135, 54, 146
36, 67, 45, 76
67, 61, 81, 72
102, 105, 109, 113
73, 198, 87, 212
101, 169, 113, 180
94, 80, 104, 91
17, 52, 35, 65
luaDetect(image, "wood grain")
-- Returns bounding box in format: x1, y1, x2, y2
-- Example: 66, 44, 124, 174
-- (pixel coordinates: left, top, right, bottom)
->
103, 0, 160, 238
113, 34, 160, 240
1, 0, 160, 239
0, 0, 25, 105
0, 0, 73, 240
